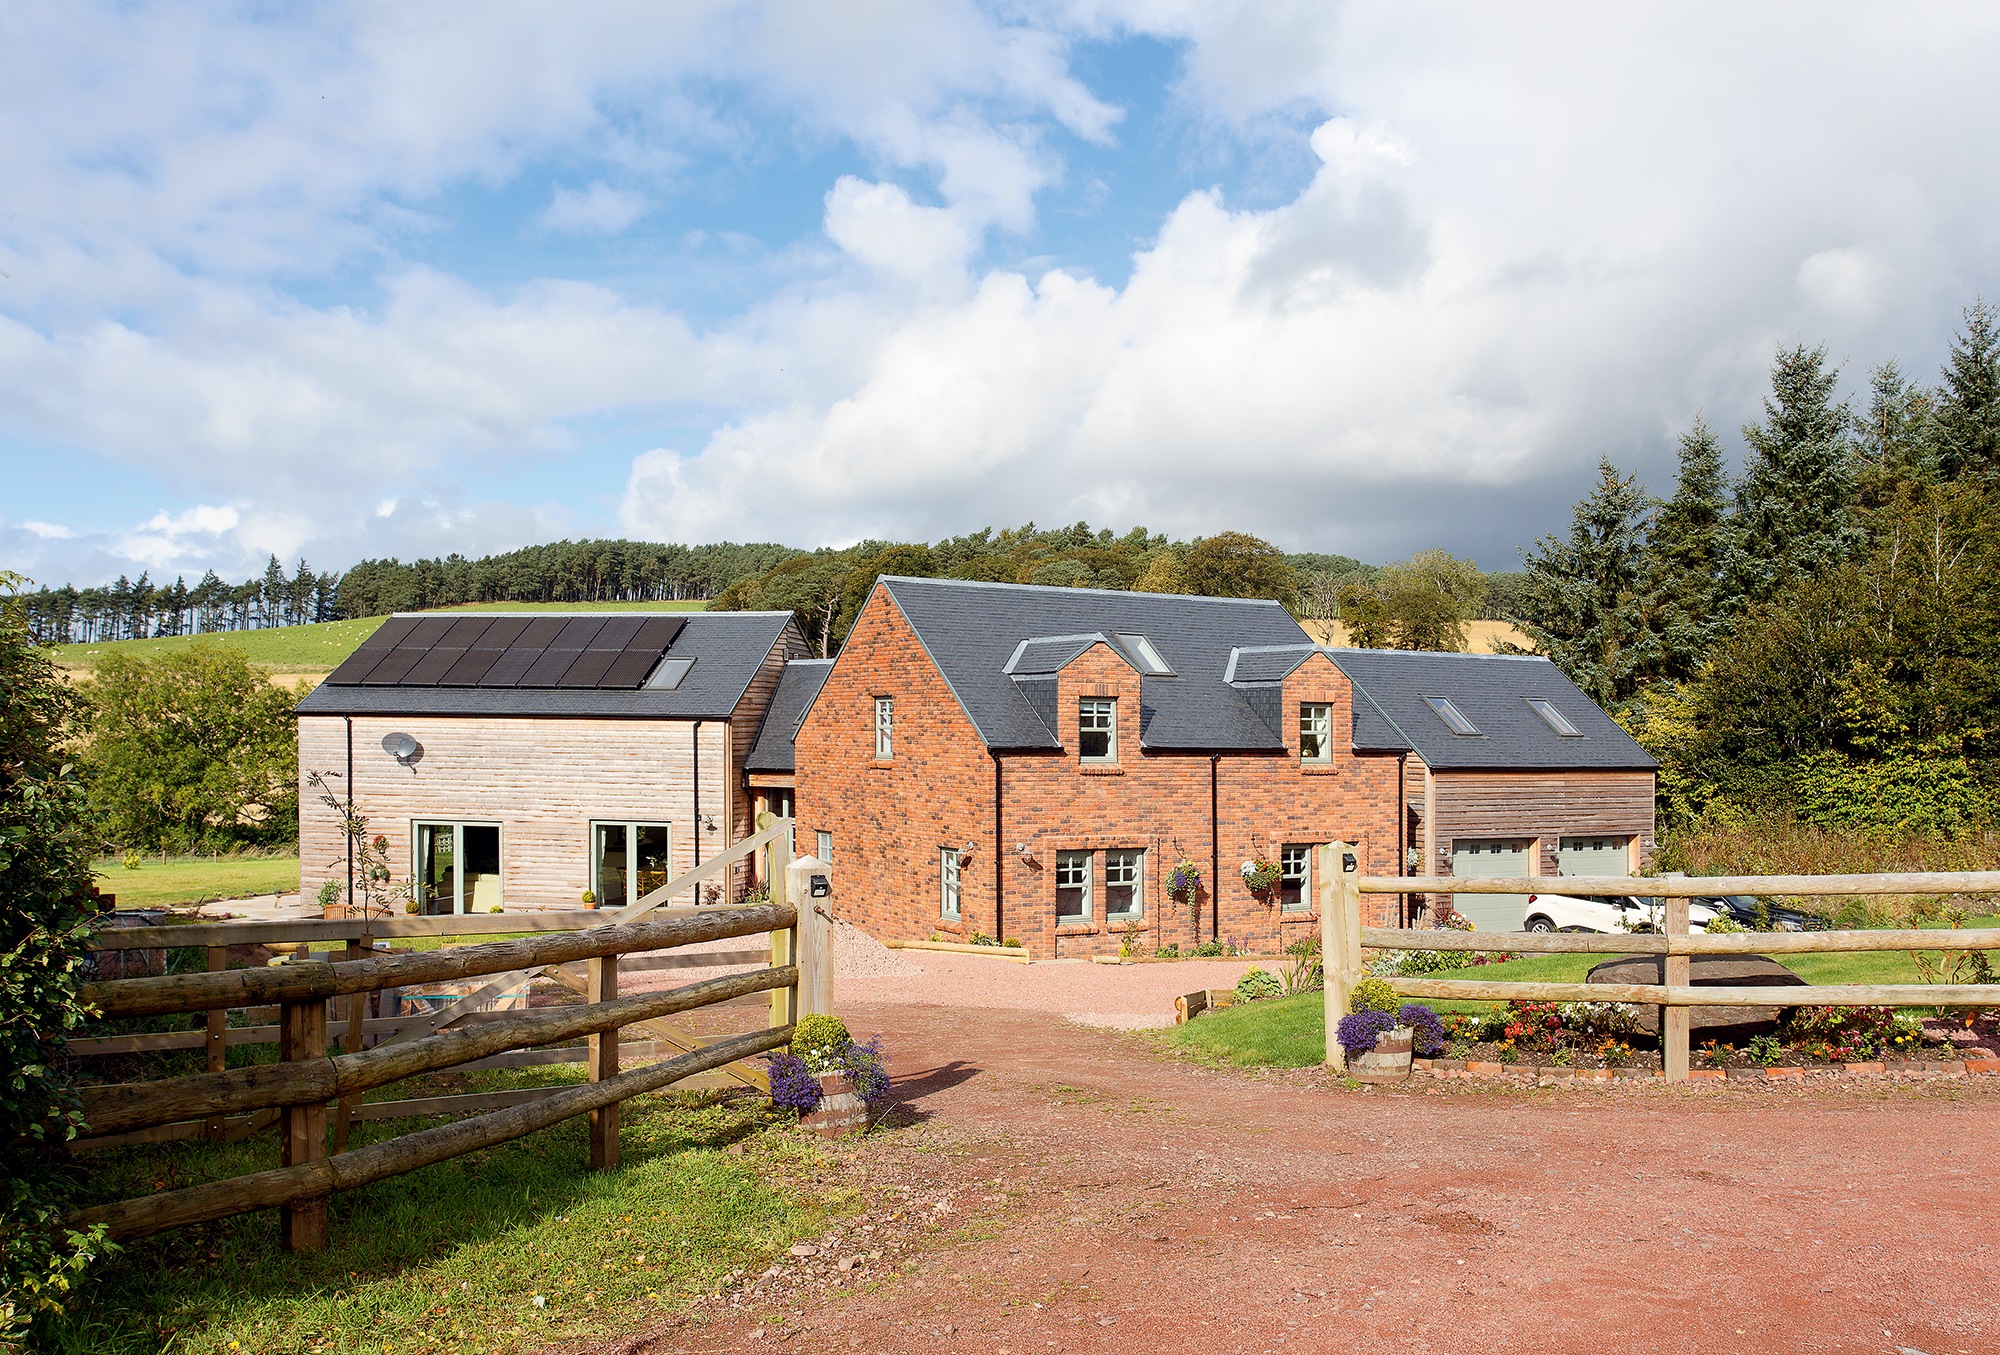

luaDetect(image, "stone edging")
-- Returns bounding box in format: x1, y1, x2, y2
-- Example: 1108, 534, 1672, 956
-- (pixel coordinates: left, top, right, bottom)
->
1411, 1056, 2000, 1083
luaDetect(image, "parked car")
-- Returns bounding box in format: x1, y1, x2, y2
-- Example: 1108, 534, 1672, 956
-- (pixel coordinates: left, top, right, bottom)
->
1696, 894, 1824, 932
1522, 892, 1720, 934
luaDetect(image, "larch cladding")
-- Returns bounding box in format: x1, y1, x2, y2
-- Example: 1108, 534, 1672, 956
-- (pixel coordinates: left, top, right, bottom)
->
1424, 769, 1657, 876
298, 714, 738, 912
732, 623, 811, 844
795, 596, 1403, 957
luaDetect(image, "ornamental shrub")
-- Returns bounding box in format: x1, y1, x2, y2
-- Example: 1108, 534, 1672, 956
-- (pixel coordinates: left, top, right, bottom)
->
1348, 976, 1399, 1015
1336, 1009, 1397, 1055
841, 1035, 891, 1102
1399, 1004, 1449, 1056
767, 1052, 822, 1113
790, 1013, 853, 1072
1235, 967, 1282, 1001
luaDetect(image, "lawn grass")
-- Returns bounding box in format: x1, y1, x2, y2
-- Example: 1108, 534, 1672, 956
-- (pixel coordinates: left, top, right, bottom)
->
1152, 932, 1999, 1069
51, 601, 711, 674
94, 853, 301, 909
40, 1077, 843, 1355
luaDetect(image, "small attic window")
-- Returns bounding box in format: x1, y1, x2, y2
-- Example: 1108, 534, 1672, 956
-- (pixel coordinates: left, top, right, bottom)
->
646, 657, 695, 690
1117, 633, 1173, 675
1526, 697, 1582, 736
1424, 696, 1480, 736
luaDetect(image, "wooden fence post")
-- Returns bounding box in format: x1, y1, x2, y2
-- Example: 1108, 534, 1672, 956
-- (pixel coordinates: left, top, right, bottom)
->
786, 854, 833, 1018
769, 830, 797, 1030
1319, 842, 1362, 1071
203, 947, 227, 1141
1663, 897, 1690, 1083
278, 996, 328, 1250
587, 955, 619, 1171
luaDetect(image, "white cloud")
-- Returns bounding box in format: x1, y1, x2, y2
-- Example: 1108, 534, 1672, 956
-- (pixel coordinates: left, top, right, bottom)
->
7, 3, 2000, 585
539, 182, 646, 236
21, 520, 73, 539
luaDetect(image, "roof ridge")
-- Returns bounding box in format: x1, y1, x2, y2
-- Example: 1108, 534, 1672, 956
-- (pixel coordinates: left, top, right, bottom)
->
879, 575, 1286, 607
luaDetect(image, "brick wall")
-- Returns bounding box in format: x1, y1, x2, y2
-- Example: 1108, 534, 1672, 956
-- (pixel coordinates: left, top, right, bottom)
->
796, 591, 1405, 957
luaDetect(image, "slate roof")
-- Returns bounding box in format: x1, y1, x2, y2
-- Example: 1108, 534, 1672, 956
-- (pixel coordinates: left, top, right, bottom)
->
1233, 646, 1653, 771
294, 612, 797, 720
866, 576, 1313, 751
744, 660, 834, 773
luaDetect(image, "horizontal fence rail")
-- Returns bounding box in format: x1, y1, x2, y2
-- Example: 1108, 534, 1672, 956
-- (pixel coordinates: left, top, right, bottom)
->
1316, 853, 2000, 1083
61, 818, 825, 1251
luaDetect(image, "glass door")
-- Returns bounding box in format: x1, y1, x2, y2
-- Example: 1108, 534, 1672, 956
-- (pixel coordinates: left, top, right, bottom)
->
593, 824, 628, 910
593, 822, 672, 909
416, 823, 458, 915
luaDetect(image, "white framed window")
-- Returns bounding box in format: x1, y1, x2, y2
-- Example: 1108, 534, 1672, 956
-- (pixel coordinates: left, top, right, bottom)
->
1055, 850, 1092, 922
1105, 849, 1144, 920
590, 821, 672, 911
1299, 703, 1332, 762
874, 697, 894, 758
413, 821, 502, 916
816, 829, 833, 864
940, 848, 962, 919
1280, 844, 1312, 912
1079, 698, 1116, 762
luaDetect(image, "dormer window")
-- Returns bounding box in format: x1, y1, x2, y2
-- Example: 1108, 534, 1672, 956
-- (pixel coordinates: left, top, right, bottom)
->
1424, 696, 1480, 736
1526, 698, 1582, 736
1079, 698, 1116, 762
1117, 633, 1173, 675
1299, 703, 1332, 763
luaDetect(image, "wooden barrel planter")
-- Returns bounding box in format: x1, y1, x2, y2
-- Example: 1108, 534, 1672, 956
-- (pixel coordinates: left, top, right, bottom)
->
1349, 1025, 1414, 1083
798, 1072, 868, 1138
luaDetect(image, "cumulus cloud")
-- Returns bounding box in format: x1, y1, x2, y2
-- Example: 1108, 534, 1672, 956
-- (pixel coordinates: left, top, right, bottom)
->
5, 3, 2000, 585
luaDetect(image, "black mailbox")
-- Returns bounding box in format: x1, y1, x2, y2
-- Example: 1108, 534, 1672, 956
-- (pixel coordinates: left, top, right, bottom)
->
810, 875, 830, 898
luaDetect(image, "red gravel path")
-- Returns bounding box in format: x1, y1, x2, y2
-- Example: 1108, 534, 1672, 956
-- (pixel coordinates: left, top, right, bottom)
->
607, 980, 1999, 1355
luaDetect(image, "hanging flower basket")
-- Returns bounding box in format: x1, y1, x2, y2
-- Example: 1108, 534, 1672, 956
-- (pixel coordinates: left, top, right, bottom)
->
1240, 857, 1283, 899
1166, 860, 1203, 914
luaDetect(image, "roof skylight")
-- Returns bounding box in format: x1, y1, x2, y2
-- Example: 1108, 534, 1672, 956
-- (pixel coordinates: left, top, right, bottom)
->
646, 657, 695, 690
1117, 633, 1173, 675
1424, 696, 1480, 736
1526, 697, 1582, 736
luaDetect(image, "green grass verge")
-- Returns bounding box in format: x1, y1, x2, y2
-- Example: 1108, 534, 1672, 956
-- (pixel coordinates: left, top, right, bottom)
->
94, 854, 301, 909
52, 601, 710, 673
41, 1077, 842, 1355
1152, 940, 1995, 1068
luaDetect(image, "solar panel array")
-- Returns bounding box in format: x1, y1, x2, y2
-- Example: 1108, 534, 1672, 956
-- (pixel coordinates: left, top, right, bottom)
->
324, 615, 688, 689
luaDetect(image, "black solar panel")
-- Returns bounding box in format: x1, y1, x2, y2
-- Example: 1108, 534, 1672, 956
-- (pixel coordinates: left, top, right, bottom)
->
328, 612, 694, 690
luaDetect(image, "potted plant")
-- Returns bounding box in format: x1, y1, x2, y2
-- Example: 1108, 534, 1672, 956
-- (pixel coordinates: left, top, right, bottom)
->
770, 1014, 892, 1138
1240, 857, 1282, 902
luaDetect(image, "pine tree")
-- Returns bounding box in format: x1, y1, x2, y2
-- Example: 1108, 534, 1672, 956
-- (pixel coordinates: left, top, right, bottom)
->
1734, 343, 1860, 602
1934, 298, 2000, 486
260, 554, 286, 628
1647, 416, 1737, 681
1850, 360, 1939, 512
1511, 457, 1656, 707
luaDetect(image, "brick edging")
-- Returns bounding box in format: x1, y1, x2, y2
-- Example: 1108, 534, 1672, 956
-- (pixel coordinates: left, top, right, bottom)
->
1409, 1057, 2000, 1083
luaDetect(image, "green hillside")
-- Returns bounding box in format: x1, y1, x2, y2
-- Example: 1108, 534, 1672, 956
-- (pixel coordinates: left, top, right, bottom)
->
52, 600, 708, 672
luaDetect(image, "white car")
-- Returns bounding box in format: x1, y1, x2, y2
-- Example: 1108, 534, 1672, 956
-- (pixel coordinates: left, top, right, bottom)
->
1522, 892, 1718, 935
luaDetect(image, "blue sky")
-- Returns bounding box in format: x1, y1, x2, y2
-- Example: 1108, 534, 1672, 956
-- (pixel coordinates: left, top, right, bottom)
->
4, 3, 2000, 589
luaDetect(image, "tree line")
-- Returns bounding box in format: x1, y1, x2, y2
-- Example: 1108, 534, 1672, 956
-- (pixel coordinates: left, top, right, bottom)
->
1515, 299, 2000, 834
18, 556, 340, 645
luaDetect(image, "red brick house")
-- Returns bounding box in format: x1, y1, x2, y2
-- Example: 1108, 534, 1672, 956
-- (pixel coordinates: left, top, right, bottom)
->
788, 576, 1658, 956
792, 577, 1407, 957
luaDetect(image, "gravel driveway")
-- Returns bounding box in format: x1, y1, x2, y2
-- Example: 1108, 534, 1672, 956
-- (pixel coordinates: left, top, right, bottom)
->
582, 928, 2000, 1355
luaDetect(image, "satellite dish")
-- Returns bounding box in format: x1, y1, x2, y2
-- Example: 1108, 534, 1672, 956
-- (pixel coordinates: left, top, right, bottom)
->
381, 732, 420, 763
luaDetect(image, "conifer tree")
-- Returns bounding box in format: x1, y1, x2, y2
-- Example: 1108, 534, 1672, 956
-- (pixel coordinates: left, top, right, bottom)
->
1934, 298, 2000, 486
1850, 360, 1939, 512
1734, 343, 1859, 602
1510, 457, 1656, 706
1647, 416, 1737, 681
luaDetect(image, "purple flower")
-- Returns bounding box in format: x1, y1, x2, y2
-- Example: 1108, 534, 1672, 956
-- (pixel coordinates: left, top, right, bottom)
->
1336, 1009, 1396, 1055
766, 1051, 822, 1114
1399, 1003, 1448, 1056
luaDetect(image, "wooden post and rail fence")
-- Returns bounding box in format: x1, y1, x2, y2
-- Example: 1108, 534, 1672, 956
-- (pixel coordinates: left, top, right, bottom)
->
1314, 843, 2000, 1082
62, 817, 832, 1251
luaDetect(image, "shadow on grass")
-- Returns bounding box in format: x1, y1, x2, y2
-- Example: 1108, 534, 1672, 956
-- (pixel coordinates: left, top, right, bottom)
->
39, 1087, 846, 1355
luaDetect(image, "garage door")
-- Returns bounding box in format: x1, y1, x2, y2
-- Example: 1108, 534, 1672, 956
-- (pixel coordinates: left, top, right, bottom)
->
1559, 835, 1631, 878
1448, 838, 1534, 932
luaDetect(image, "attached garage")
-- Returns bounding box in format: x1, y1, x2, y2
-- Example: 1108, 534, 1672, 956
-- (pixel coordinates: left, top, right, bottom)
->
1559, 835, 1633, 877
1448, 837, 1533, 931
